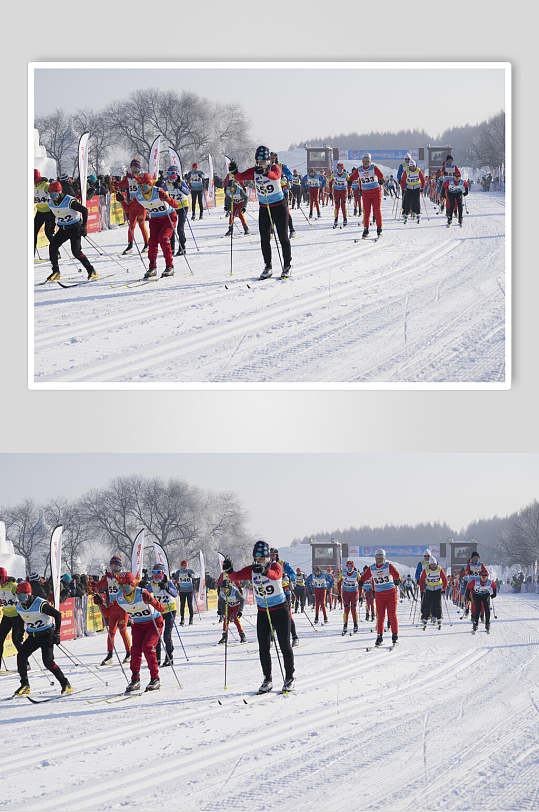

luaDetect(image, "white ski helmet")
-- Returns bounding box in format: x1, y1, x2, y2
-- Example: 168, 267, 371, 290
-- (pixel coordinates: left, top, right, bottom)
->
405, 153, 411, 160
424, 548, 431, 557
362, 152, 371, 164
374, 548, 386, 561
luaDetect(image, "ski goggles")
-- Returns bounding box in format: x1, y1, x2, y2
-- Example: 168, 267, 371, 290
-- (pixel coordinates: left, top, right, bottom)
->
152, 569, 164, 579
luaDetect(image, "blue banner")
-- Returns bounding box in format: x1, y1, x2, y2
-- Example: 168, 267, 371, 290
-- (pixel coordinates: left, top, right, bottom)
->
350, 545, 434, 557
341, 149, 416, 162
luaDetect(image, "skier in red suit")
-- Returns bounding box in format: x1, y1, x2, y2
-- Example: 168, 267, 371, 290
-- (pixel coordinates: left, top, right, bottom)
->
134, 174, 183, 279
114, 158, 149, 254
360, 548, 400, 646
116, 572, 166, 693
349, 153, 385, 238
90, 555, 131, 665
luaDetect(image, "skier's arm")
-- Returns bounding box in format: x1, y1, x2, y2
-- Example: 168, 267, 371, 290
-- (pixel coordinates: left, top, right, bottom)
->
41, 602, 62, 639
267, 165, 281, 182
374, 166, 385, 184
284, 562, 295, 581
389, 564, 401, 584
141, 589, 166, 614
163, 577, 178, 598
281, 164, 293, 180
359, 567, 372, 585
419, 170, 425, 190
440, 570, 448, 590
400, 172, 407, 190
157, 188, 180, 209
70, 200, 89, 230
234, 167, 255, 183
419, 570, 426, 590
415, 562, 423, 582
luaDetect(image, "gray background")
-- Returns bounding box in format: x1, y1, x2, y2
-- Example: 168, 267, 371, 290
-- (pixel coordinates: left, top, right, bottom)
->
2, 1, 535, 454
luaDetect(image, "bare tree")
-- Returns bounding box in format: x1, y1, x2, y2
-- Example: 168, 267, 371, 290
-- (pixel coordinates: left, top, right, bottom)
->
104, 89, 161, 160
469, 111, 505, 169
2, 500, 48, 574
73, 109, 117, 176
43, 499, 92, 574
499, 500, 539, 565
35, 109, 77, 176
79, 478, 140, 564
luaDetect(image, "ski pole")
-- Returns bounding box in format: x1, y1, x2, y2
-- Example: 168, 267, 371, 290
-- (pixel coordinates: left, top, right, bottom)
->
171, 613, 190, 662
35, 246, 42, 261
261, 181, 284, 274
104, 622, 129, 683
30, 653, 55, 685
150, 617, 183, 690
443, 593, 453, 626
83, 236, 131, 275
184, 211, 200, 252
224, 600, 229, 690
301, 606, 319, 633
296, 201, 313, 226
254, 575, 285, 681
82, 233, 105, 255
229, 203, 234, 278
167, 212, 193, 276
491, 597, 497, 619
57, 643, 110, 686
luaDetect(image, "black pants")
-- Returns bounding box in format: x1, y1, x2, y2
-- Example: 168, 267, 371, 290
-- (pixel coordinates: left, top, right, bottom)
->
256, 603, 294, 681
447, 192, 463, 221
283, 192, 294, 233
49, 222, 94, 274
291, 187, 302, 208
0, 614, 24, 660
472, 593, 491, 626
170, 208, 187, 253
17, 629, 67, 686
156, 610, 176, 662
191, 190, 204, 217
179, 592, 193, 620
405, 188, 421, 215
421, 590, 442, 620
401, 189, 407, 213
294, 587, 306, 612
258, 201, 291, 267
34, 210, 56, 253
285, 593, 297, 638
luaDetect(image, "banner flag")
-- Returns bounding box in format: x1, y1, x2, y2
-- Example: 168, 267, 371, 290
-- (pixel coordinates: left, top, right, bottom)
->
218, 553, 224, 572
153, 542, 170, 578
198, 550, 207, 609
149, 137, 161, 180
131, 529, 145, 580
78, 132, 90, 207
50, 525, 63, 610
207, 154, 215, 204
168, 148, 183, 177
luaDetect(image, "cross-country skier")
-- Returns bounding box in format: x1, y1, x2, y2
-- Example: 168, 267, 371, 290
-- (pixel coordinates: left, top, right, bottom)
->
116, 572, 166, 693
419, 557, 448, 630
233, 146, 292, 280
443, 175, 468, 227
400, 159, 425, 223
175, 561, 196, 625
438, 155, 461, 215
338, 560, 360, 634
34, 169, 55, 255
44, 181, 96, 282
270, 153, 295, 237
360, 549, 400, 647
305, 168, 323, 218
290, 169, 303, 209
306, 566, 331, 624
0, 568, 24, 663
293, 568, 306, 613
404, 574, 416, 601
216, 573, 246, 644
222, 540, 295, 694
157, 167, 190, 255
12, 581, 72, 696
223, 162, 249, 236
270, 549, 299, 645
466, 571, 497, 634
415, 548, 432, 617
146, 564, 178, 666
332, 162, 349, 228
185, 163, 205, 219
350, 169, 362, 217
113, 158, 149, 255
91, 555, 131, 665
361, 566, 375, 620
349, 154, 385, 239
135, 173, 183, 279
397, 153, 412, 215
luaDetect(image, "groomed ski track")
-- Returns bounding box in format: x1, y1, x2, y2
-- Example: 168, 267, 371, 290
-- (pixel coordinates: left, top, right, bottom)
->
33, 191, 506, 384
1, 593, 537, 811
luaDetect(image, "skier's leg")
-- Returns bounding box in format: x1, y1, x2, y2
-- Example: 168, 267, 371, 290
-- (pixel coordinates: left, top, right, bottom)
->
274, 605, 294, 680
275, 204, 291, 266
258, 206, 272, 267
41, 631, 68, 685
256, 610, 273, 679
48, 227, 70, 272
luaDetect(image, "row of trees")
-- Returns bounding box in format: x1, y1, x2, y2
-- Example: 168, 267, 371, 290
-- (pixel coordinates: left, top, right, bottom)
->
295, 111, 506, 170
2, 476, 253, 576
35, 88, 254, 177
291, 498, 539, 567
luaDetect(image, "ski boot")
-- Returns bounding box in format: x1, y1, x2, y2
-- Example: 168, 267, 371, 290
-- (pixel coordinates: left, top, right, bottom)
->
224, 227, 233, 237
123, 651, 131, 663
343, 218, 347, 227
280, 264, 291, 280
472, 623, 477, 634
122, 243, 133, 255
282, 677, 295, 692
375, 634, 383, 647
403, 215, 408, 224
377, 226, 382, 238
292, 636, 299, 647
458, 217, 463, 227
309, 213, 313, 219
438, 621, 442, 630
61, 681, 73, 695
240, 632, 247, 643
392, 634, 398, 646
259, 264, 273, 280
362, 228, 369, 239
258, 677, 273, 694
422, 619, 427, 631
161, 267, 174, 278
175, 246, 185, 256
417, 216, 420, 224
13, 683, 30, 696
218, 632, 227, 645
46, 270, 61, 282
125, 676, 141, 694
191, 213, 196, 220
314, 616, 319, 625
145, 678, 160, 692
87, 268, 98, 280
353, 624, 358, 633
485, 623, 490, 634
189, 617, 193, 625
100, 651, 113, 666
180, 618, 184, 626
244, 226, 250, 236
289, 229, 295, 238
324, 617, 329, 624
464, 607, 470, 617
198, 213, 203, 220
162, 655, 174, 667
353, 208, 357, 216
333, 219, 338, 229
141, 243, 149, 254
342, 623, 348, 636
447, 217, 452, 228
143, 266, 157, 279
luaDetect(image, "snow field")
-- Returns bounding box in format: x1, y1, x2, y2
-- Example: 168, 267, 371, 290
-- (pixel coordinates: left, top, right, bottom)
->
1, 592, 537, 811
33, 192, 506, 384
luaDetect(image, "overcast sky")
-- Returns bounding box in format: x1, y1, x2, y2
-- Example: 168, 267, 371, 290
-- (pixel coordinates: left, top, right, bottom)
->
34, 65, 506, 153
1, 454, 536, 543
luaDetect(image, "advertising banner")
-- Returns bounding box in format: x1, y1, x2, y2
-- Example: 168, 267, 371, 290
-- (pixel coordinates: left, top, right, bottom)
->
50, 525, 63, 610
341, 148, 419, 163
207, 589, 218, 610
131, 529, 145, 580
149, 136, 161, 180
168, 148, 183, 177
86, 596, 105, 633
109, 196, 126, 225
86, 196, 101, 233
206, 154, 215, 206
198, 550, 207, 610
59, 598, 77, 640
78, 131, 90, 207
348, 545, 439, 558
0, 613, 17, 657
153, 542, 170, 578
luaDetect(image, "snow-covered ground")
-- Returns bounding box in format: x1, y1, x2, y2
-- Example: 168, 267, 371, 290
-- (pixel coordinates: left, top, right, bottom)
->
2, 592, 537, 811
33, 191, 506, 385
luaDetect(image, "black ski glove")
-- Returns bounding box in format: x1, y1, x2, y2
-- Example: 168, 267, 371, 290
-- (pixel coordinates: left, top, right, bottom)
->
222, 558, 233, 573
54, 631, 61, 645
93, 593, 103, 605
81, 225, 87, 237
